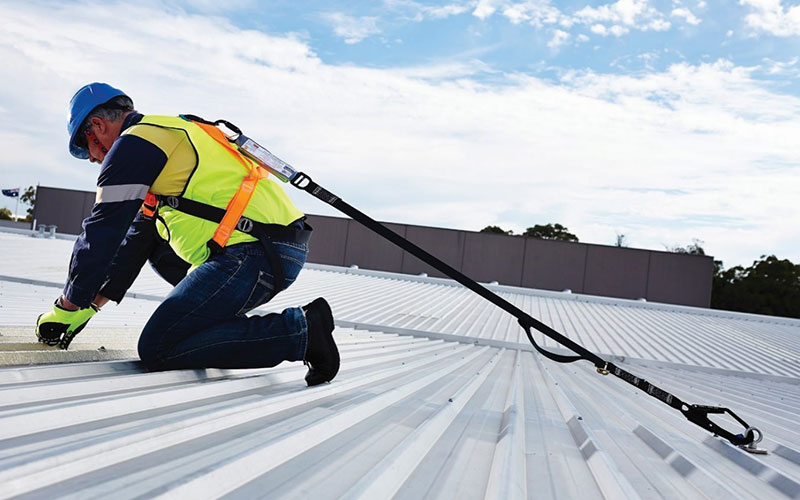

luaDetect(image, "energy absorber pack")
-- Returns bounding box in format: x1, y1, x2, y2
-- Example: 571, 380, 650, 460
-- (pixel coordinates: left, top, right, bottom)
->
234, 135, 297, 183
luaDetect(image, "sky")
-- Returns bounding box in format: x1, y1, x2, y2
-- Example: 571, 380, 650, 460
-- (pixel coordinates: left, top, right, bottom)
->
0, 0, 799, 269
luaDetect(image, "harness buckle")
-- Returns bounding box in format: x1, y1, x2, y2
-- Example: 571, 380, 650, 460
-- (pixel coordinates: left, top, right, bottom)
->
236, 217, 254, 234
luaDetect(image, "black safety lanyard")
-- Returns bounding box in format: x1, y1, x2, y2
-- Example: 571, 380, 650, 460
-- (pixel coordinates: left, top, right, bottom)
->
194, 114, 760, 449
288, 171, 759, 448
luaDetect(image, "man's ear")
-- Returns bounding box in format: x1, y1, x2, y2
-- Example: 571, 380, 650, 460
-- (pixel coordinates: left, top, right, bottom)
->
90, 116, 106, 134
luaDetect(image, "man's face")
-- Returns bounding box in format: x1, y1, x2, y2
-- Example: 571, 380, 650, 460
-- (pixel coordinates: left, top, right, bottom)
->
85, 128, 105, 164
82, 117, 118, 164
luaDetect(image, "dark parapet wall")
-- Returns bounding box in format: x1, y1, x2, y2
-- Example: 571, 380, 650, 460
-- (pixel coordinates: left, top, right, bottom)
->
341, 218, 407, 273
462, 231, 526, 286
33, 187, 714, 307
32, 186, 95, 235
522, 239, 587, 292
307, 214, 713, 307
304, 214, 348, 266
583, 245, 651, 299
646, 251, 714, 308
401, 225, 466, 279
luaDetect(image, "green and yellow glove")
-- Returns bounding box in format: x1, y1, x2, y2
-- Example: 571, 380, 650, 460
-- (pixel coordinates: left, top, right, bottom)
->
36, 299, 98, 350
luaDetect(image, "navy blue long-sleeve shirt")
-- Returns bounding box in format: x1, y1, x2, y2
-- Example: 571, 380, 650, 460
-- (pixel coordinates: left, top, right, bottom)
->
63, 113, 169, 308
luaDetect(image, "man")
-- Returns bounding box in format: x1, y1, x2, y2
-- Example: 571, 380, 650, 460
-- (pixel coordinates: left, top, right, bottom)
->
36, 83, 339, 386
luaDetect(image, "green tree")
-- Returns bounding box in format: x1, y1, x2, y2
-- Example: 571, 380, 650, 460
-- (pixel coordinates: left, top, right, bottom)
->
666, 238, 706, 255
0, 207, 12, 220
712, 255, 800, 319
523, 223, 579, 242
20, 185, 35, 222
480, 225, 513, 235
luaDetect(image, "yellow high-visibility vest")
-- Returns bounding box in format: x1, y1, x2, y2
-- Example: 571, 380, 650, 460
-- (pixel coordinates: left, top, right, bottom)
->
123, 115, 304, 265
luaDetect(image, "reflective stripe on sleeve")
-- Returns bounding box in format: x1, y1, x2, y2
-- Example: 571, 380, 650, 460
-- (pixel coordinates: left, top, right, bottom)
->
95, 184, 150, 204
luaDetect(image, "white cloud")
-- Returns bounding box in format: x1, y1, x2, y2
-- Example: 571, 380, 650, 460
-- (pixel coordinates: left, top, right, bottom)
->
763, 56, 800, 74
501, 1, 568, 27
473, 0, 501, 19
468, 0, 673, 37
322, 12, 381, 43
577, 33, 590, 42
394, 59, 493, 79
671, 7, 701, 25
573, 0, 672, 34
424, 3, 473, 19
610, 24, 630, 35
648, 18, 672, 30
591, 23, 608, 35
0, 2, 798, 268
740, 0, 800, 36
385, 0, 473, 21
590, 22, 629, 37
575, 0, 647, 25
547, 29, 570, 48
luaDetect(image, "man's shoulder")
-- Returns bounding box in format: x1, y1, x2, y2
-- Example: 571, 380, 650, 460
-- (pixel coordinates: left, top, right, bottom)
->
123, 120, 186, 156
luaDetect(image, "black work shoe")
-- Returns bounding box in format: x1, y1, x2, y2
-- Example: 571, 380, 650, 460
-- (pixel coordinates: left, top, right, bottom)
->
303, 297, 339, 386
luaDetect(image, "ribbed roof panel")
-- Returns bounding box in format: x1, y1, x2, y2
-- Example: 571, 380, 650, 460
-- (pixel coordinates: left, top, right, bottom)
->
1, 332, 797, 499
1, 230, 798, 499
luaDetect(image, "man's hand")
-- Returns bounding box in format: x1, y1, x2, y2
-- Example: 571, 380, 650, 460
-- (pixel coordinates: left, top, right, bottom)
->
36, 298, 98, 350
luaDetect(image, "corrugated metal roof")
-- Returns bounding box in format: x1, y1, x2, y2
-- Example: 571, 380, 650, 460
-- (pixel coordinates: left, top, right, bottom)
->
1, 230, 799, 499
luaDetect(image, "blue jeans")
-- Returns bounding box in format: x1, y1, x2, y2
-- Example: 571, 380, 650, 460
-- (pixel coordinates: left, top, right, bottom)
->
138, 240, 308, 370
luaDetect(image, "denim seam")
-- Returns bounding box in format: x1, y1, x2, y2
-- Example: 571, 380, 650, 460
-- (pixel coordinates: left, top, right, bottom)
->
274, 241, 308, 251
279, 253, 305, 268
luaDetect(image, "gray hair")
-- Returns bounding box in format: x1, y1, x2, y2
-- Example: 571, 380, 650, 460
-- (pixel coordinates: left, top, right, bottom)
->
82, 95, 135, 129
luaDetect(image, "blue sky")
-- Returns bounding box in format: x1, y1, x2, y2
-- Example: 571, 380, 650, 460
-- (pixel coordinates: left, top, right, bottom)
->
1, 0, 799, 269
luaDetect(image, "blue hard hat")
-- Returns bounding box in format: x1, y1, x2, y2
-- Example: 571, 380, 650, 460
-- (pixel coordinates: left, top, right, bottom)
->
67, 83, 128, 159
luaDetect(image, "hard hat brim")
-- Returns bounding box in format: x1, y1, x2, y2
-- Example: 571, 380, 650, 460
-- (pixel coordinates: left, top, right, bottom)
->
69, 142, 90, 160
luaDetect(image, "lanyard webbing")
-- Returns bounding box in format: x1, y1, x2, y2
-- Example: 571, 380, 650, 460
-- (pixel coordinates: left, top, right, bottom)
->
288, 170, 759, 448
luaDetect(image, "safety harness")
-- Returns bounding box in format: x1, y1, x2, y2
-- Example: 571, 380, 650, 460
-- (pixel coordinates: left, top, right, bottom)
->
141, 115, 311, 291
179, 119, 765, 452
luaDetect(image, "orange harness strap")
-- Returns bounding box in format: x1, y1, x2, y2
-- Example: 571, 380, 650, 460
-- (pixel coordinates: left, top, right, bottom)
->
142, 192, 158, 218
192, 121, 269, 249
